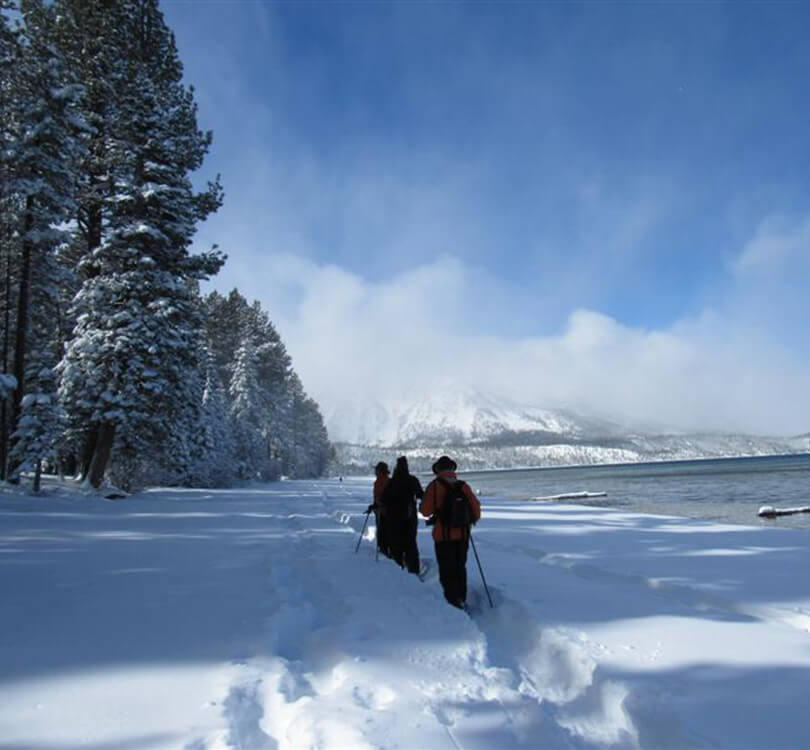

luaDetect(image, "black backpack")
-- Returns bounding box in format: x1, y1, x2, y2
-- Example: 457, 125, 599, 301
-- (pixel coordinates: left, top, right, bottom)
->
438, 479, 472, 536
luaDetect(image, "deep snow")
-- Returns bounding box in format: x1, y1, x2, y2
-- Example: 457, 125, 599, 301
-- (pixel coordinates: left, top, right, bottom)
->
2, 478, 810, 749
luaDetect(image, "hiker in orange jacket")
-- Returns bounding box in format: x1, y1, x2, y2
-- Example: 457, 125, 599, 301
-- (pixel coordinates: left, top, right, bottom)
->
372, 461, 391, 557
420, 455, 481, 608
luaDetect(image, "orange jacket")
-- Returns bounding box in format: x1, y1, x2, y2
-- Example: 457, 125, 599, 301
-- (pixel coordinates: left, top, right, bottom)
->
419, 472, 481, 542
373, 475, 389, 514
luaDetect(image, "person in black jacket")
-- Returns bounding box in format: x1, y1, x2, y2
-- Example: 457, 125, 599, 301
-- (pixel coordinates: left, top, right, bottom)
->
380, 456, 423, 574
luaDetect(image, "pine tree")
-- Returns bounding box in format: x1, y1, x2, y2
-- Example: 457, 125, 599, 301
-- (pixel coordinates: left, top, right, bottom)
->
228, 337, 270, 479
192, 341, 233, 486
3, 0, 84, 483
56, 0, 223, 487
0, 0, 330, 489
10, 363, 64, 490
282, 373, 331, 478
0, 2, 22, 479
204, 289, 331, 481
9, 226, 71, 488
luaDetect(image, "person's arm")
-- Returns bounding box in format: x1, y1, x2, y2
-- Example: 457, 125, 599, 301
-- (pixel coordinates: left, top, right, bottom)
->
420, 480, 436, 517
413, 476, 424, 499
379, 481, 391, 508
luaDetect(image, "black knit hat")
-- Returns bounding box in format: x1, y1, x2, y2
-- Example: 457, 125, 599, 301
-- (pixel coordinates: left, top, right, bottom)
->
431, 455, 457, 474
375, 461, 389, 474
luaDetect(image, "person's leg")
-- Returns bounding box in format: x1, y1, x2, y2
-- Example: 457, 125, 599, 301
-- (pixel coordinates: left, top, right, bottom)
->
379, 515, 391, 557
457, 539, 469, 604
375, 512, 384, 552
389, 520, 406, 567
404, 528, 420, 574
435, 541, 462, 606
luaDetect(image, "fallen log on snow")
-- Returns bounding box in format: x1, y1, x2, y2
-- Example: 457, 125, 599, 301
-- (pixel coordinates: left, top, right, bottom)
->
531, 491, 608, 502
758, 505, 810, 518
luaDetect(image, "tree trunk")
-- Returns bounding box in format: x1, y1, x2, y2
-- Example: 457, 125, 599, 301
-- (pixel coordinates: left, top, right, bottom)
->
88, 421, 115, 489
9, 201, 34, 478
33, 459, 41, 493
0, 247, 11, 480
86, 203, 102, 272
61, 452, 77, 479
80, 429, 99, 481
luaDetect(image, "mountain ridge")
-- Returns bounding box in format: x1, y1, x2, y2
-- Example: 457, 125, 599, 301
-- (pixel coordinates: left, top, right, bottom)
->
326, 384, 807, 473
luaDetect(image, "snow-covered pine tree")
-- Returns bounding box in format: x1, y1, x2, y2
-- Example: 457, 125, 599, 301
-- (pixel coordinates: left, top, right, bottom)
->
4, 0, 84, 484
191, 340, 233, 486
299, 398, 331, 478
9, 228, 72, 490
203, 290, 263, 393
56, 0, 224, 488
10, 364, 64, 490
205, 291, 287, 477
228, 336, 271, 480
49, 0, 141, 479
204, 289, 331, 480
281, 372, 331, 479
142, 335, 205, 489
3, 0, 330, 488
248, 298, 295, 459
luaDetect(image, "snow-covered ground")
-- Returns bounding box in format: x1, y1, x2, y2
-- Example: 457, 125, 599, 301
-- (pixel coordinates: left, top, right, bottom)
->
2, 478, 810, 749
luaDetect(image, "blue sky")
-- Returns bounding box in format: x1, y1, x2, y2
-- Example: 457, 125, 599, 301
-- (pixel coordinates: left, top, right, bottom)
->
161, 0, 810, 435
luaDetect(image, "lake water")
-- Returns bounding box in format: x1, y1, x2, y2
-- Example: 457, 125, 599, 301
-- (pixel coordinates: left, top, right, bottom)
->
458, 453, 810, 529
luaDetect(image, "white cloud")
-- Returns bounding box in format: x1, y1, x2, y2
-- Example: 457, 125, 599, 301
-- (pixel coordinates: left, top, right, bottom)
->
174, 7, 810, 438
733, 215, 810, 274
207, 215, 810, 437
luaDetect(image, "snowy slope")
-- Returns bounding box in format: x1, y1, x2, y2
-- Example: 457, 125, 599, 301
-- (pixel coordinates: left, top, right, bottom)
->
327, 383, 804, 471
3, 478, 810, 749
326, 381, 618, 446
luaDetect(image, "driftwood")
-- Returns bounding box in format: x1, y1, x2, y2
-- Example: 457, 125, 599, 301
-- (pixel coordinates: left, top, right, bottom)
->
758, 505, 810, 518
531, 491, 608, 502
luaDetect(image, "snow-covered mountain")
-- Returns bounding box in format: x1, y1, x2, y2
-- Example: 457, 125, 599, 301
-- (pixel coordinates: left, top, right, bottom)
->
326, 381, 622, 447
327, 382, 807, 473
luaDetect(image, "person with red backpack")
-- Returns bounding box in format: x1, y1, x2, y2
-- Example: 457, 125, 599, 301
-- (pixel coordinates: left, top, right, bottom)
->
419, 455, 481, 608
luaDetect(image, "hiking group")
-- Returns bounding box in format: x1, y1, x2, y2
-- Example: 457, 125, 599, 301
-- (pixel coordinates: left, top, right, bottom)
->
371, 454, 482, 609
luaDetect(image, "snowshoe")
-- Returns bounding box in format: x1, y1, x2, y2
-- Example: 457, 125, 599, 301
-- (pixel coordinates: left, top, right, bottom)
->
462, 589, 483, 616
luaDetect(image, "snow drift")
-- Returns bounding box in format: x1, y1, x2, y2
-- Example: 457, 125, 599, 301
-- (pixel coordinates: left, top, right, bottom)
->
1, 478, 810, 749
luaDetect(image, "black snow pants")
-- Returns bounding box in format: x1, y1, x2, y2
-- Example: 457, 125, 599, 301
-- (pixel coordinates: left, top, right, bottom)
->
389, 517, 420, 574
435, 538, 469, 608
375, 510, 390, 557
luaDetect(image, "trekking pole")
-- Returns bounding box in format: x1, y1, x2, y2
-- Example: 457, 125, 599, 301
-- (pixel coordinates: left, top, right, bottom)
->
374, 509, 381, 561
469, 530, 494, 608
355, 508, 372, 554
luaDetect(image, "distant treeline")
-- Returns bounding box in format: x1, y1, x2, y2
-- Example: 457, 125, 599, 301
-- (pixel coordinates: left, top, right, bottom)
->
332, 433, 804, 476
0, 1, 330, 489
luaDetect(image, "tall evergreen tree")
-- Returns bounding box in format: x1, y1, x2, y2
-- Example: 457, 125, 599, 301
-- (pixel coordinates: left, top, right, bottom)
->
281, 373, 331, 479
191, 341, 232, 486
3, 0, 84, 482
204, 289, 331, 481
228, 336, 270, 479
56, 0, 223, 487
0, 1, 330, 490
0, 2, 22, 479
